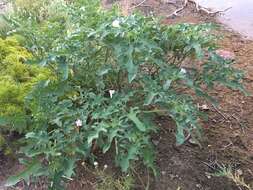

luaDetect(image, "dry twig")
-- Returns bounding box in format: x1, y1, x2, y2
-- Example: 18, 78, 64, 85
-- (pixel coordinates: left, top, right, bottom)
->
167, 0, 232, 18
129, 0, 148, 10
211, 104, 229, 120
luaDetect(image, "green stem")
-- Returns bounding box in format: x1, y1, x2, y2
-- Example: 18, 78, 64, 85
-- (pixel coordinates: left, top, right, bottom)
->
142, 109, 168, 113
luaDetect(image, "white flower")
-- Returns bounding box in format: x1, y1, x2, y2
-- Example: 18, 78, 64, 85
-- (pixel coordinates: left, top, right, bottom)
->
104, 164, 108, 170
94, 161, 98, 168
180, 68, 187, 74
109, 90, 116, 98
80, 6, 85, 11
201, 104, 209, 110
75, 119, 82, 127
112, 20, 120, 28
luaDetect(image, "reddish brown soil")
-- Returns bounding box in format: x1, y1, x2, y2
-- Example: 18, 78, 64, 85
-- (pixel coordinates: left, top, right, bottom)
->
1, 0, 253, 190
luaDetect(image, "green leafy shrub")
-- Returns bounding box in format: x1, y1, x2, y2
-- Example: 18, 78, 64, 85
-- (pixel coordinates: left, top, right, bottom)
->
4, 0, 246, 188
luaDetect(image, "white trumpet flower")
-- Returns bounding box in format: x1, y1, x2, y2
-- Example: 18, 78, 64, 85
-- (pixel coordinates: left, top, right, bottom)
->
180, 68, 187, 74
112, 19, 120, 28
94, 161, 98, 168
109, 90, 116, 98
75, 119, 82, 127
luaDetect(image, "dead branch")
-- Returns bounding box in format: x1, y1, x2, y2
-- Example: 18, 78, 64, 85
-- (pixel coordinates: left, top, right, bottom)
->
129, 0, 148, 10
167, 0, 232, 18
211, 104, 229, 120
198, 6, 232, 15
167, 0, 188, 18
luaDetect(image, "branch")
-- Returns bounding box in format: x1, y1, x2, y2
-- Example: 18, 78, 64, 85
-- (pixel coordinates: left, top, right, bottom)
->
129, 0, 148, 10
167, 0, 232, 18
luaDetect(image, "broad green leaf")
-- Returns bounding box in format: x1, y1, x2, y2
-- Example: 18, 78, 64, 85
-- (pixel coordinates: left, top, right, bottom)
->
50, 171, 65, 190
142, 147, 157, 176
125, 45, 138, 83
126, 59, 138, 83
87, 127, 107, 145
102, 128, 119, 153
127, 108, 146, 132
63, 159, 76, 178
119, 145, 138, 172
144, 92, 157, 105
192, 43, 204, 59
5, 160, 41, 187
176, 125, 185, 145
163, 80, 172, 90
25, 132, 36, 139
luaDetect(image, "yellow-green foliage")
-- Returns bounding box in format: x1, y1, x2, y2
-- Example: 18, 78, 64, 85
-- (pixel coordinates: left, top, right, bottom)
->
14, 0, 49, 12
0, 134, 12, 155
0, 134, 5, 148
13, 0, 68, 22
95, 171, 134, 190
0, 36, 51, 129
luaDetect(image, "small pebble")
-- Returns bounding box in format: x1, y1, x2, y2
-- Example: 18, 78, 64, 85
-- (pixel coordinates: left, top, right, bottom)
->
205, 172, 211, 179
189, 138, 198, 145
236, 169, 243, 176
196, 184, 201, 188
152, 140, 159, 146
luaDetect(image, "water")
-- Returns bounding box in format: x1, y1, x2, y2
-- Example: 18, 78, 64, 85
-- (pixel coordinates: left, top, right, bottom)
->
198, 0, 253, 39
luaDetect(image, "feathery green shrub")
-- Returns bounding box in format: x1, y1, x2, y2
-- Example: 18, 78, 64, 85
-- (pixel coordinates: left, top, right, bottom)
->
0, 36, 51, 153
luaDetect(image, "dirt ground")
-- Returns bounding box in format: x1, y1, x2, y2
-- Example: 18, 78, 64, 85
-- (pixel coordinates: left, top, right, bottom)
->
1, 0, 253, 189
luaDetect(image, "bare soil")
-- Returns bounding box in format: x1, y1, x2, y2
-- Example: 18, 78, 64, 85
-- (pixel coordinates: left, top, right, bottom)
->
1, 0, 253, 190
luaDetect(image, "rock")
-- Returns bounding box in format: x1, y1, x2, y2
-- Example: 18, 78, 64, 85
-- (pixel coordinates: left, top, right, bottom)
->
189, 138, 198, 145
216, 49, 235, 60
236, 169, 243, 176
198, 104, 210, 111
